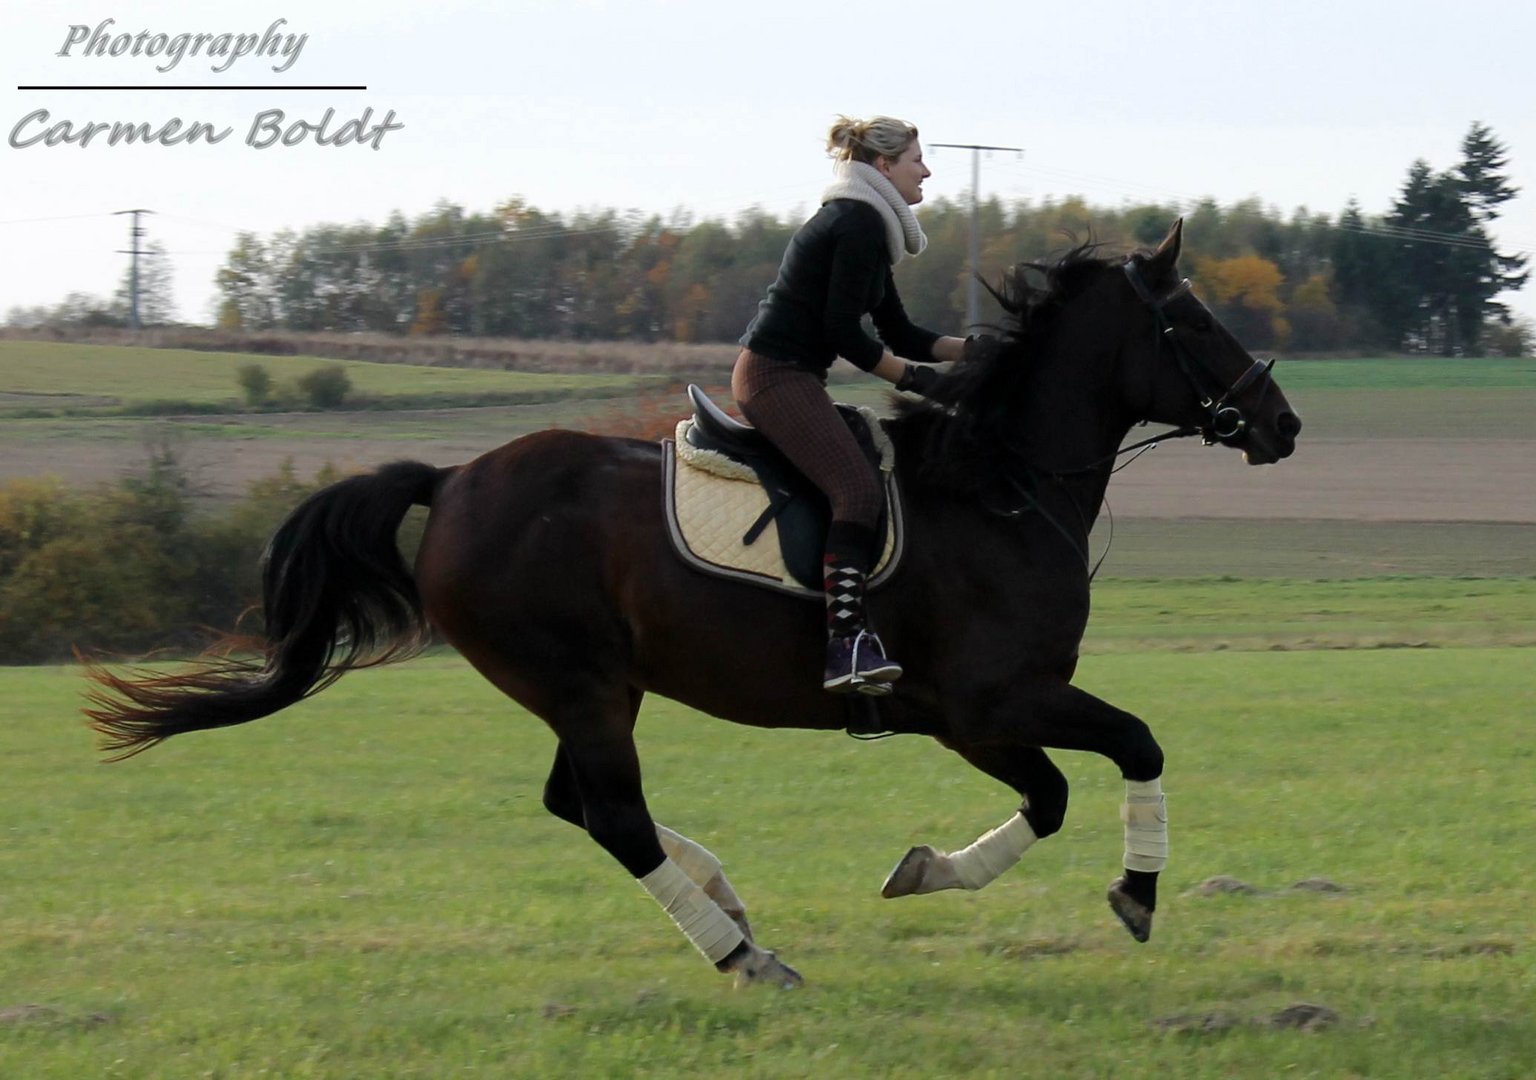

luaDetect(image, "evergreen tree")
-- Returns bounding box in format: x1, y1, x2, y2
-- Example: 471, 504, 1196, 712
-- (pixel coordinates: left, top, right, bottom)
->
1456, 122, 1520, 222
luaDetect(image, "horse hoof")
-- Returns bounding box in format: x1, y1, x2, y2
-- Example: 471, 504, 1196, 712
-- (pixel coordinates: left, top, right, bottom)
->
882, 845, 956, 898
732, 946, 804, 990
1107, 877, 1154, 943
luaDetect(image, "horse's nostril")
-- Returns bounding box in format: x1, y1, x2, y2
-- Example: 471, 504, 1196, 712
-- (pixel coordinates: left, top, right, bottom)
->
1276, 411, 1302, 440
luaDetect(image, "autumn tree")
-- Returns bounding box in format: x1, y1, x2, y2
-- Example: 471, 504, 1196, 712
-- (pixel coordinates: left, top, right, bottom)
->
215, 232, 281, 330
1197, 254, 1289, 349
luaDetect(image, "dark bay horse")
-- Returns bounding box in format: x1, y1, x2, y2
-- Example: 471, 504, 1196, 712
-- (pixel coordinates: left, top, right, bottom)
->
86, 220, 1300, 987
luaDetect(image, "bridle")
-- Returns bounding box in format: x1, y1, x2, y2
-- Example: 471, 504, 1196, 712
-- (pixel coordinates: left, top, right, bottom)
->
1121, 259, 1277, 447
984, 259, 1282, 577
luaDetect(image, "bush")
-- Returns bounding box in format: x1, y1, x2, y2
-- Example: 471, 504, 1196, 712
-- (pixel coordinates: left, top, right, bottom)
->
296, 365, 352, 408
1484, 318, 1532, 358
236, 363, 273, 405
0, 454, 347, 663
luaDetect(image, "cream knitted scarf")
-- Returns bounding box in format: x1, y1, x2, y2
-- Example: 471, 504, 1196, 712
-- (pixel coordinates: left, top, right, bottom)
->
822, 160, 928, 265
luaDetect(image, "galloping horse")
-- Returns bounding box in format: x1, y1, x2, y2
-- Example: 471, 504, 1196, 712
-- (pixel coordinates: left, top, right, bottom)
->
86, 220, 1300, 987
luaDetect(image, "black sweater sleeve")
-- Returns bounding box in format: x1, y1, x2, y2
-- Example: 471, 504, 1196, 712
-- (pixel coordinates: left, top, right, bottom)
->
870, 266, 941, 364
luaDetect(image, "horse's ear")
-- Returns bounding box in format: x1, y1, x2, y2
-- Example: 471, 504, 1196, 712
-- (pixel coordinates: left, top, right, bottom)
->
1145, 218, 1184, 282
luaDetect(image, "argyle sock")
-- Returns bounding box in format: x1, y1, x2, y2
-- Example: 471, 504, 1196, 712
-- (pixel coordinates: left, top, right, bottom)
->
824, 520, 878, 638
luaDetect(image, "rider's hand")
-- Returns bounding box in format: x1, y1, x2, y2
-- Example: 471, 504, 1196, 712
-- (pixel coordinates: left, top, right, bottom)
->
896, 362, 941, 397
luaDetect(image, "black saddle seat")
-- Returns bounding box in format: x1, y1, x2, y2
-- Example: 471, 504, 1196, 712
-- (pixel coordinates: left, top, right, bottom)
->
687, 384, 771, 454
685, 384, 878, 469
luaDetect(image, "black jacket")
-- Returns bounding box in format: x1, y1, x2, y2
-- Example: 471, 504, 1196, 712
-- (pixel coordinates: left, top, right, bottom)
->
740, 199, 940, 375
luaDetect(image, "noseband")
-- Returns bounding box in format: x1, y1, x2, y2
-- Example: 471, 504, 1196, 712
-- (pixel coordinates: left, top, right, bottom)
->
1122, 260, 1276, 445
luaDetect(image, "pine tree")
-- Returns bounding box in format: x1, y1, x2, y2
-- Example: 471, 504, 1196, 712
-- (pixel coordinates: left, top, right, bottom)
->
1456, 122, 1520, 222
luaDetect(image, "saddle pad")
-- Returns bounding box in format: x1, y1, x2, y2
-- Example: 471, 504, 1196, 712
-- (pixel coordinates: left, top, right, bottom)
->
662, 438, 903, 599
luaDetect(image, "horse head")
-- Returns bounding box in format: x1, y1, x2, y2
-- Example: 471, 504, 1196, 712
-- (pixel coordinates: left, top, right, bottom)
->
1121, 219, 1302, 465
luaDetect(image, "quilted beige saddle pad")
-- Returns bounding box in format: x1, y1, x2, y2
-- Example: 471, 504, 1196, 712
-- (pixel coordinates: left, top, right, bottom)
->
662, 419, 903, 598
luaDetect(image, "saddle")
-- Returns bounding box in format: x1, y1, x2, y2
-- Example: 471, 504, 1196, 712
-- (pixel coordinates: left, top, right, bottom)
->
663, 385, 903, 596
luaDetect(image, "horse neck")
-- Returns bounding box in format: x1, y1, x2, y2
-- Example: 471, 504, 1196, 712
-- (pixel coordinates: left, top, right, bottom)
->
1005, 322, 1143, 536
1013, 334, 1137, 475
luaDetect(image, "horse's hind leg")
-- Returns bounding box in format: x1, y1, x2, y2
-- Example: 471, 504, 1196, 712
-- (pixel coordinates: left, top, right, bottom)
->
882, 746, 1067, 898
542, 744, 754, 942
546, 695, 798, 986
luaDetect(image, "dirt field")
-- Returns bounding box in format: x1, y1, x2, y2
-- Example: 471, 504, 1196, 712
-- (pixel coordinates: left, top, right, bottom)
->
4, 364, 1534, 584
4, 411, 1532, 526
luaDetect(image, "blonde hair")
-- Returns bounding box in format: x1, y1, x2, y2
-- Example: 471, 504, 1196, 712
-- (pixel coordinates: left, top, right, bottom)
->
827, 115, 919, 165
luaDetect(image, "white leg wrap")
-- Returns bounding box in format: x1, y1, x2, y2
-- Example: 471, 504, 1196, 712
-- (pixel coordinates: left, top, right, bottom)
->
1122, 778, 1168, 873
655, 824, 722, 883
656, 823, 749, 937
948, 812, 1039, 891
638, 857, 745, 964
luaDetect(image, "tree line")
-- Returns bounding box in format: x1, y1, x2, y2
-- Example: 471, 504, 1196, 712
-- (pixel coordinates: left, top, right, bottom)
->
7, 123, 1528, 357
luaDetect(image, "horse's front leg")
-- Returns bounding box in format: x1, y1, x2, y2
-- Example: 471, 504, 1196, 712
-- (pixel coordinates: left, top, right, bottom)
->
1013, 678, 1167, 942
882, 744, 1066, 896
888, 678, 1168, 944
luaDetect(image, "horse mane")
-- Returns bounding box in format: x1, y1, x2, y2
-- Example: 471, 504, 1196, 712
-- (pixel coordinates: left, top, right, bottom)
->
893, 239, 1120, 492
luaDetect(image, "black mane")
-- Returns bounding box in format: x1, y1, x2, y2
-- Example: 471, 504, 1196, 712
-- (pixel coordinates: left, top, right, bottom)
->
892, 241, 1121, 492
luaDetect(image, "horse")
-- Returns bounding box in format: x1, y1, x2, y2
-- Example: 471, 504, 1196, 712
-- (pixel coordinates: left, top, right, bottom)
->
85, 219, 1301, 987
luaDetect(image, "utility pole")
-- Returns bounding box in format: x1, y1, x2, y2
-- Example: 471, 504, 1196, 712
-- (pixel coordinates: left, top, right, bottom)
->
929, 143, 1023, 329
114, 208, 154, 329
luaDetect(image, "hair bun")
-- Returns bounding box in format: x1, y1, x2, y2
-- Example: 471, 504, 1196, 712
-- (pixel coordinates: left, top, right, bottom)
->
825, 114, 917, 164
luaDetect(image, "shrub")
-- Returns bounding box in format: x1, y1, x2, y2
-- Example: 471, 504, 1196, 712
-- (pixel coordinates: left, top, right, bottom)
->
236, 363, 273, 405
296, 365, 352, 408
0, 455, 348, 663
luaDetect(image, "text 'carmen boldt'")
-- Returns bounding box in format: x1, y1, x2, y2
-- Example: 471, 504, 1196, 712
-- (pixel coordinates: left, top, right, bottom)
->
9, 108, 404, 150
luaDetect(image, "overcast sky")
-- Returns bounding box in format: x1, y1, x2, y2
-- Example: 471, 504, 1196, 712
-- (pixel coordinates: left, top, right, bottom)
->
4, 0, 1534, 328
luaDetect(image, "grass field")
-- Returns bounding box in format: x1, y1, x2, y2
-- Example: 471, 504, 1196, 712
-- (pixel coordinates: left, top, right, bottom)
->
0, 340, 646, 415
2, 339, 1532, 1074
2, 643, 1533, 1078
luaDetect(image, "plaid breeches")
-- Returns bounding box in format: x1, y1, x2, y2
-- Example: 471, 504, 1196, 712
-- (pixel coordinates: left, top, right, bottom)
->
730, 350, 883, 529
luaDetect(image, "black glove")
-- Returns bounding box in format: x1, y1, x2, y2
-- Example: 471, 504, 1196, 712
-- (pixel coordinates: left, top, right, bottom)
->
895, 362, 941, 397
963, 333, 1001, 363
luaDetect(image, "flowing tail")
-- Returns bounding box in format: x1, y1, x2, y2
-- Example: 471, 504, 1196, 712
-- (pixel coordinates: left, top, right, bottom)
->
85, 461, 442, 760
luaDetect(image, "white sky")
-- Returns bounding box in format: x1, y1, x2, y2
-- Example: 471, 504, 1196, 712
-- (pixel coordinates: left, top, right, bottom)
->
3, 0, 1534, 327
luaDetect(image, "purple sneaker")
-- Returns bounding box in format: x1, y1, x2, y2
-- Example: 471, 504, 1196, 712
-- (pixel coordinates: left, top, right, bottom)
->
824, 631, 902, 695
823, 634, 860, 693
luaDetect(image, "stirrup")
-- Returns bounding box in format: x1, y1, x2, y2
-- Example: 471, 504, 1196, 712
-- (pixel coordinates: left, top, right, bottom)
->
824, 631, 901, 696
853, 631, 903, 686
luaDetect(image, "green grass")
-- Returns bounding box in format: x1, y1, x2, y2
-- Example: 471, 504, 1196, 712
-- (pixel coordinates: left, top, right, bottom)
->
1087, 576, 1536, 651
0, 340, 641, 414
1100, 519, 1536, 579
3, 642, 1534, 1077
1269, 356, 1536, 390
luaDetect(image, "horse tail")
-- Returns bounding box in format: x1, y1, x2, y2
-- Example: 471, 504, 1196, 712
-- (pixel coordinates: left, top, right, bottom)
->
85, 460, 443, 761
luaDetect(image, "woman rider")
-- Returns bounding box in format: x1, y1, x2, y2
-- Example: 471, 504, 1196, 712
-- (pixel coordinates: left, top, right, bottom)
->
732, 115, 966, 695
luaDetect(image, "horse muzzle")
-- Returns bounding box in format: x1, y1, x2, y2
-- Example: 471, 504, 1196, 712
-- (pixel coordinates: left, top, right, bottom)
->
1240, 408, 1302, 465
